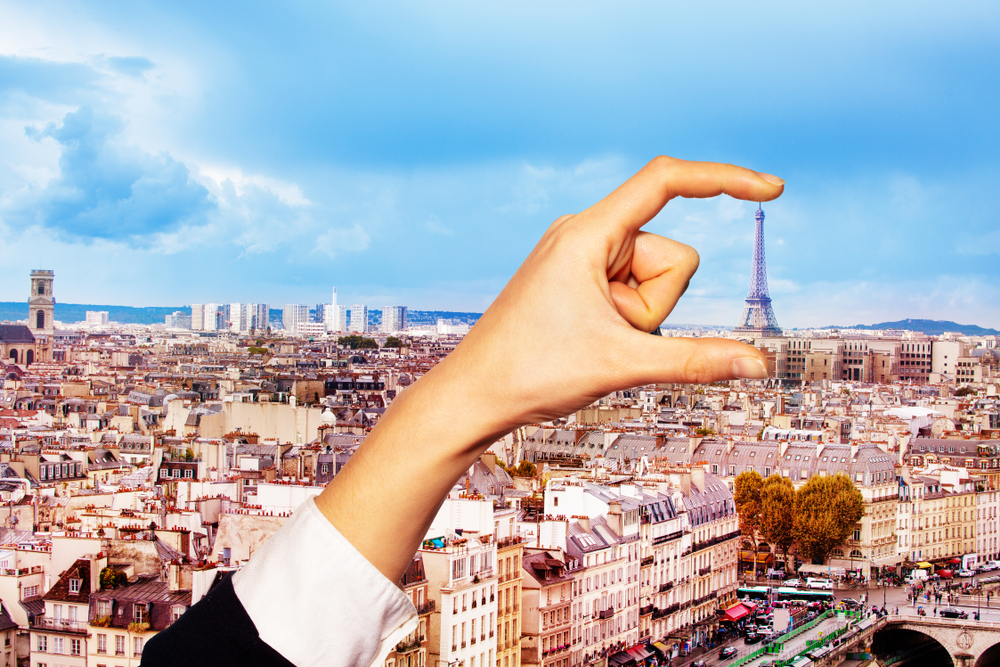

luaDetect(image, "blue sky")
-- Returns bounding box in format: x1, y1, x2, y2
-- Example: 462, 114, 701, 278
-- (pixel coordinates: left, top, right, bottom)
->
1, 2, 999, 327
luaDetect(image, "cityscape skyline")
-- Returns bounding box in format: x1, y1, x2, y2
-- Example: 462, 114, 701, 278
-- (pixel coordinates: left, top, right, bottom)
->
1, 4, 999, 327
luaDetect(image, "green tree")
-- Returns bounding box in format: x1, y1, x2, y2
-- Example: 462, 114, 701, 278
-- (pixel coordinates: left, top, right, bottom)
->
759, 475, 796, 571
793, 473, 865, 564
734, 470, 764, 576
338, 335, 379, 350
383, 336, 404, 348
954, 386, 976, 397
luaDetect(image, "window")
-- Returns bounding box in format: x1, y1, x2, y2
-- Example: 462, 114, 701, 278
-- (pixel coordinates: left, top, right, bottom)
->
97, 599, 110, 617
133, 636, 144, 657
116, 634, 126, 656
171, 605, 185, 622
37, 635, 47, 652
68, 578, 81, 594
185, 469, 193, 479
23, 585, 38, 598
134, 603, 147, 623
53, 637, 63, 654
71, 638, 81, 656
97, 634, 107, 654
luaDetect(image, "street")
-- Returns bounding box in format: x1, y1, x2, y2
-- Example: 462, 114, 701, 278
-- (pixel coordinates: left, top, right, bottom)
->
664, 574, 1000, 667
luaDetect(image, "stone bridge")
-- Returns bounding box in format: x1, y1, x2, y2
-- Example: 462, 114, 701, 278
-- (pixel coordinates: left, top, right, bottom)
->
872, 617, 1000, 667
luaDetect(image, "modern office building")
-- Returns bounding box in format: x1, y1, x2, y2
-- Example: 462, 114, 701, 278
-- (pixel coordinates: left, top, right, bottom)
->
349, 304, 368, 333
283, 304, 310, 334
382, 306, 408, 333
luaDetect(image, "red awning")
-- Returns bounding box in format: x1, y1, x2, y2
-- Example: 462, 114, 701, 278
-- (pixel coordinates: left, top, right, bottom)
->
724, 603, 752, 622
947, 558, 961, 565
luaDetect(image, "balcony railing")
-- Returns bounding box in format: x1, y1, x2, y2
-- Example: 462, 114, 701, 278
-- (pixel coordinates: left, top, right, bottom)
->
395, 637, 421, 654
658, 581, 673, 592
640, 604, 654, 616
640, 555, 654, 567
652, 530, 683, 546
31, 618, 89, 635
699, 566, 712, 576
598, 608, 614, 620
417, 600, 436, 615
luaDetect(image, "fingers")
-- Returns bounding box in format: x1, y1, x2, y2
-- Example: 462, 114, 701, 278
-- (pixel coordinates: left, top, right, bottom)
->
614, 334, 770, 386
581, 156, 785, 235
609, 232, 699, 331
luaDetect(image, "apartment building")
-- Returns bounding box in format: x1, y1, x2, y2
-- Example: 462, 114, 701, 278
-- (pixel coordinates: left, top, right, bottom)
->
383, 556, 432, 667
30, 556, 102, 667
521, 549, 575, 667
422, 535, 498, 667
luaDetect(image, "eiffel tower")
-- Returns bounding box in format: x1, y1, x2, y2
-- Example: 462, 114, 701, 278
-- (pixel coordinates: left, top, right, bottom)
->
733, 204, 782, 338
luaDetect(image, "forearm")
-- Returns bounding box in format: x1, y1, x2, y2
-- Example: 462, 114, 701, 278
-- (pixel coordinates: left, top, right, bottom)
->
314, 352, 508, 584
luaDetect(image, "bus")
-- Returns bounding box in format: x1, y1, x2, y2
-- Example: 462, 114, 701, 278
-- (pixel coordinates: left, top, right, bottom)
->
774, 587, 835, 604
737, 586, 772, 601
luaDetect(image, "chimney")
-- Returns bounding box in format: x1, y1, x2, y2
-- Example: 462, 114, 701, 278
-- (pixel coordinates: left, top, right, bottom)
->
576, 515, 591, 533
691, 465, 705, 492
89, 552, 107, 594
482, 452, 497, 474
167, 561, 181, 592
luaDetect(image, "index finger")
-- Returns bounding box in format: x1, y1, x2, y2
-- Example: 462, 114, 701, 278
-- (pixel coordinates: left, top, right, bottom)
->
581, 155, 785, 233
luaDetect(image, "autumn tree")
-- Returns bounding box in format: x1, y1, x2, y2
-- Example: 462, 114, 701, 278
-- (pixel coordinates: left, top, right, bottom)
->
734, 470, 764, 576
759, 475, 795, 571
792, 473, 865, 564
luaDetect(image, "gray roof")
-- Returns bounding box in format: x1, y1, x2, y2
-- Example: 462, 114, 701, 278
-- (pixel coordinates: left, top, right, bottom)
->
0, 326, 34, 344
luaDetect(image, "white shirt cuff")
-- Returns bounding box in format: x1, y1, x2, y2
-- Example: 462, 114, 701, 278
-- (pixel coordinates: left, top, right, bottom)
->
232, 497, 418, 667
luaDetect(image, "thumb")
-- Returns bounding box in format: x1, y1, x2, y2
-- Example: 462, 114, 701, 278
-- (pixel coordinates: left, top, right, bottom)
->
615, 331, 770, 386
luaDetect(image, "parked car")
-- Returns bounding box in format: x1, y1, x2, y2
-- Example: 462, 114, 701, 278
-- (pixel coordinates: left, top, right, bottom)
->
958, 569, 975, 578
745, 632, 762, 644
940, 608, 969, 619
720, 646, 739, 659
841, 597, 861, 609
766, 568, 786, 579
783, 578, 803, 587
692, 660, 707, 667
807, 577, 834, 590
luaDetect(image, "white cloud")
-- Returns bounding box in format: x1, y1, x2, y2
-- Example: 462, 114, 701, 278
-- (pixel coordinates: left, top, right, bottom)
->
312, 224, 371, 258
425, 214, 453, 236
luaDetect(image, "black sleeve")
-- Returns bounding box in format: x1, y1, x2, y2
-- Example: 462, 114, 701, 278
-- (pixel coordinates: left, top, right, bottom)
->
141, 572, 294, 667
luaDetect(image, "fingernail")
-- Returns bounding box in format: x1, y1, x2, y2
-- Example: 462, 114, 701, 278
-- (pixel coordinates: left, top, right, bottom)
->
732, 357, 769, 379
757, 172, 785, 186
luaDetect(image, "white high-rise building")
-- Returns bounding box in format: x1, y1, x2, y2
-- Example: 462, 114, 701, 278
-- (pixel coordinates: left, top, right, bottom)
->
247, 304, 270, 332
85, 311, 109, 327
165, 311, 192, 329
203, 304, 223, 331
382, 306, 407, 333
230, 303, 247, 333
323, 287, 339, 331
334, 305, 349, 332
349, 304, 368, 333
191, 304, 204, 331
283, 304, 310, 333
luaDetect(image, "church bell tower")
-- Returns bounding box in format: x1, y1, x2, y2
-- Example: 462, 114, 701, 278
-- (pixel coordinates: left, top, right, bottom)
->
29, 270, 55, 336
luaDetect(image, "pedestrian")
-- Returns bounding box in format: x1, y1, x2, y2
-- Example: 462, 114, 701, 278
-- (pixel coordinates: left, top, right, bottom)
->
895, 607, 899, 615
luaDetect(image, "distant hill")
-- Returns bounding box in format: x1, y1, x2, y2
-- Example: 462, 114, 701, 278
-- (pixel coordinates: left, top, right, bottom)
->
0, 302, 486, 329
839, 319, 1000, 336
0, 302, 186, 325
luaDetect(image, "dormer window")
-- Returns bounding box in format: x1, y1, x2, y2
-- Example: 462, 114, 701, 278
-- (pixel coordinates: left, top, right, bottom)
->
68, 578, 81, 594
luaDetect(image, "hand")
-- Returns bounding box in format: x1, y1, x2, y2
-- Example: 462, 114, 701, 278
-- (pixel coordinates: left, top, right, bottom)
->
317, 156, 784, 583
439, 155, 784, 437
